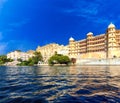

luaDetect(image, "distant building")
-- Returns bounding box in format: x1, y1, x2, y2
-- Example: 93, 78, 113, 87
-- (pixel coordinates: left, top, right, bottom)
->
69, 23, 120, 59
7, 50, 34, 61
36, 43, 68, 63
57, 45, 69, 56
27, 50, 35, 57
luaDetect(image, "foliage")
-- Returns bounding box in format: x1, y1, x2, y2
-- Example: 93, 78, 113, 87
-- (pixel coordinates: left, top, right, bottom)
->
17, 59, 34, 66
18, 51, 43, 66
48, 54, 71, 66
0, 55, 13, 65
15, 50, 21, 52
17, 58, 23, 62
33, 51, 43, 64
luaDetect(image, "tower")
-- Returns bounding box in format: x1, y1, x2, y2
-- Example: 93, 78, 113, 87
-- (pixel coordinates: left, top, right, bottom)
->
106, 23, 117, 58
86, 32, 94, 58
86, 32, 93, 53
69, 37, 75, 58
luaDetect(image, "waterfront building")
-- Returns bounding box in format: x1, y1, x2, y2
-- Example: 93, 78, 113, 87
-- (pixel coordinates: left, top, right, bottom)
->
57, 45, 69, 56
7, 50, 34, 61
27, 50, 35, 57
69, 23, 120, 59
36, 43, 68, 63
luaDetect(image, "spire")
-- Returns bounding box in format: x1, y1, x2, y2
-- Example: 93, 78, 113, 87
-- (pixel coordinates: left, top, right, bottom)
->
69, 37, 74, 41
87, 32, 93, 36
108, 22, 115, 28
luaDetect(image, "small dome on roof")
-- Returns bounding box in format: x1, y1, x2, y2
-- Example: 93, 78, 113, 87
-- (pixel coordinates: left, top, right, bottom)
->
108, 23, 115, 28
69, 37, 74, 41
87, 32, 93, 36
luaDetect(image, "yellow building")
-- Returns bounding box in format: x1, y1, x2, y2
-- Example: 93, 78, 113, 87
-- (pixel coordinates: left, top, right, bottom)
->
27, 50, 35, 57
36, 43, 68, 63
69, 23, 120, 59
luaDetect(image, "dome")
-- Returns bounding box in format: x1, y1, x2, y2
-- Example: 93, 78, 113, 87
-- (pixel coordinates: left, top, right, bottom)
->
69, 37, 74, 41
108, 23, 115, 28
87, 32, 93, 36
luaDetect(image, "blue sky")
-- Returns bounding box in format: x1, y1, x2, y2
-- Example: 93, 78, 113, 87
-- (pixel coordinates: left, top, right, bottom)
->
0, 0, 120, 54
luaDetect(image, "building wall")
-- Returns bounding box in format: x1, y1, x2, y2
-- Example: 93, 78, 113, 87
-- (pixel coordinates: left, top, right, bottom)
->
36, 43, 68, 63
7, 51, 34, 61
69, 23, 120, 59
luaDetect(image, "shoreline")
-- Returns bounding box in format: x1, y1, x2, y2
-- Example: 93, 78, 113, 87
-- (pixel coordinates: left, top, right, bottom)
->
1, 64, 120, 67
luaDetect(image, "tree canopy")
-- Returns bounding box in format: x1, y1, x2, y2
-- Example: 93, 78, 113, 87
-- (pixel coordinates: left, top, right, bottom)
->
48, 54, 70, 66
18, 51, 43, 66
0, 55, 13, 65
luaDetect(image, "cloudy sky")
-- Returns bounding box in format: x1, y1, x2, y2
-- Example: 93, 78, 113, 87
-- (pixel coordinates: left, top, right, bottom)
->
0, 0, 120, 54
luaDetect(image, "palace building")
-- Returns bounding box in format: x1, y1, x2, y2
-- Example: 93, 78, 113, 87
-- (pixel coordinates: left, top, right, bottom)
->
69, 23, 120, 59
7, 50, 34, 61
36, 43, 68, 63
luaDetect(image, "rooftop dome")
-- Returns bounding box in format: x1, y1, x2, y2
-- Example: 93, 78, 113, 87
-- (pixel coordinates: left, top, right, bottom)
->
69, 37, 74, 41
87, 32, 93, 36
108, 23, 115, 28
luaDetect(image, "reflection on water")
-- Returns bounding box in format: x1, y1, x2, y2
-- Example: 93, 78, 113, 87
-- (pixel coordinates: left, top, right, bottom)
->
0, 66, 120, 103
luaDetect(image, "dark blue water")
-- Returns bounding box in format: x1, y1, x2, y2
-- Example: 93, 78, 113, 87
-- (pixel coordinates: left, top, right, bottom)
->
0, 66, 120, 103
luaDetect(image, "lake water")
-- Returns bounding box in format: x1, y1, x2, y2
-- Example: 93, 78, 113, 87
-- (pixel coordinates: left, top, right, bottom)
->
0, 66, 120, 103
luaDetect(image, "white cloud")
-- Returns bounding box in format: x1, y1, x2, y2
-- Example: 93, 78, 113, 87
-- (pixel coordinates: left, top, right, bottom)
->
0, 0, 7, 9
5, 39, 37, 53
0, 0, 7, 4
62, 0, 115, 24
0, 31, 6, 54
0, 43, 7, 54
63, 0, 100, 16
0, 32, 3, 40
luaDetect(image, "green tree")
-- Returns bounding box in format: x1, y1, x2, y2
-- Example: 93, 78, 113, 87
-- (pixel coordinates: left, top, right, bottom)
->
33, 51, 43, 64
0, 55, 13, 65
17, 51, 43, 66
15, 50, 21, 52
17, 58, 23, 62
48, 54, 70, 66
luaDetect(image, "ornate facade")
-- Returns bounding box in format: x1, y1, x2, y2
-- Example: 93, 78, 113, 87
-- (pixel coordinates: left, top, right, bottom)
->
7, 50, 34, 61
69, 23, 120, 59
36, 43, 68, 63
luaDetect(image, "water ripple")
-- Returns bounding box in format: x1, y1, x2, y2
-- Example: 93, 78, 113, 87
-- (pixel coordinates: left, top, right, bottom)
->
0, 66, 120, 103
